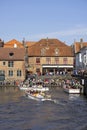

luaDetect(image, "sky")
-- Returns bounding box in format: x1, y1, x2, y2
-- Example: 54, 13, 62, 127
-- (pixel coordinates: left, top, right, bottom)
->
0, 0, 87, 45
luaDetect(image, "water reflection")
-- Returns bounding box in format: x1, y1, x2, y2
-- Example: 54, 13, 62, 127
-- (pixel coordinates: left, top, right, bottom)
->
69, 94, 80, 101
0, 87, 24, 104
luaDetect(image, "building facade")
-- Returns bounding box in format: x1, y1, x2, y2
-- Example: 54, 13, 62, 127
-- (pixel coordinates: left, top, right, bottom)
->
75, 47, 87, 71
28, 38, 74, 75
0, 38, 75, 81
74, 39, 87, 72
0, 47, 26, 82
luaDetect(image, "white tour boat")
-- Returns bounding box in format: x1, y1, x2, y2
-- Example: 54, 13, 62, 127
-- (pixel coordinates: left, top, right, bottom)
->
18, 83, 49, 92
63, 86, 80, 94
25, 90, 51, 101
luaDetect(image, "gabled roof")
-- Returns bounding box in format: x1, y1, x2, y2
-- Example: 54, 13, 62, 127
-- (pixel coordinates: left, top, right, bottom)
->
0, 48, 25, 60
4, 39, 24, 48
74, 41, 87, 53
34, 39, 68, 47
28, 38, 74, 57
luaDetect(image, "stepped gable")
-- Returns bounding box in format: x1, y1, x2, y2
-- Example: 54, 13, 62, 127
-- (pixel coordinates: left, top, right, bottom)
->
0, 48, 25, 60
28, 38, 74, 57
4, 39, 24, 48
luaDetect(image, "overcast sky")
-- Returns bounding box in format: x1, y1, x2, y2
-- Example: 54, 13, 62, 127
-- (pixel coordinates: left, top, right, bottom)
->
0, 0, 87, 44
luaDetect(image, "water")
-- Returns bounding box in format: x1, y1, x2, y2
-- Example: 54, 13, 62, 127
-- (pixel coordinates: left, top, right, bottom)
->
0, 87, 87, 130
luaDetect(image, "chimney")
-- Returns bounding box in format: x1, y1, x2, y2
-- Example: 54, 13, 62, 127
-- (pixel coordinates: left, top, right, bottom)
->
80, 38, 83, 48
45, 37, 49, 50
80, 38, 83, 43
0, 39, 4, 47
22, 38, 26, 47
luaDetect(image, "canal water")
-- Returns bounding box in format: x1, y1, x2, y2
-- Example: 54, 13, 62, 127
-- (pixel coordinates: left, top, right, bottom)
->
0, 87, 87, 130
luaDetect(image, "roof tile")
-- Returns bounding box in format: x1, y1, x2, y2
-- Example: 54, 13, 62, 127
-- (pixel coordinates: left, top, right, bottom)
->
4, 39, 24, 48
28, 39, 74, 56
0, 48, 25, 60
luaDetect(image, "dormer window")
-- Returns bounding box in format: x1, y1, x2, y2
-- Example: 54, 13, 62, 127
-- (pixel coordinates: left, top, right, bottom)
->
14, 43, 17, 48
9, 52, 14, 56
55, 48, 59, 56
3, 61, 6, 65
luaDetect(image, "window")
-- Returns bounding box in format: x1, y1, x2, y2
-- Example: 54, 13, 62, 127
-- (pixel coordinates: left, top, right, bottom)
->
17, 70, 22, 76
83, 55, 86, 65
55, 48, 59, 56
46, 57, 51, 64
14, 44, 17, 48
63, 58, 68, 64
36, 58, 40, 64
8, 61, 14, 67
3, 61, 6, 65
79, 53, 82, 62
55, 58, 59, 64
0, 70, 5, 74
8, 70, 13, 76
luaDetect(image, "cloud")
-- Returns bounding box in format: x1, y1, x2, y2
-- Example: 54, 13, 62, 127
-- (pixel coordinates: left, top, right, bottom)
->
28, 27, 87, 40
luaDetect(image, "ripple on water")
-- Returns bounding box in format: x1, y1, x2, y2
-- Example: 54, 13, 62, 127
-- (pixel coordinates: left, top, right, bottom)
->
0, 87, 87, 130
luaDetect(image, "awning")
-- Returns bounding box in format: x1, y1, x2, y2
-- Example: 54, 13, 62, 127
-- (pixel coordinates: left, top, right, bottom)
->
58, 65, 73, 68
42, 65, 73, 68
42, 65, 58, 68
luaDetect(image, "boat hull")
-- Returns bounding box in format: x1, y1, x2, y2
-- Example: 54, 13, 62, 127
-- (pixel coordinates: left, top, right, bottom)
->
25, 92, 51, 101
63, 88, 80, 94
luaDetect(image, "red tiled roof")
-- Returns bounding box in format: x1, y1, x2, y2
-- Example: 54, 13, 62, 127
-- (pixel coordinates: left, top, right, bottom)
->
28, 39, 74, 57
4, 39, 24, 48
26, 41, 36, 47
0, 48, 25, 60
34, 39, 68, 47
74, 42, 87, 53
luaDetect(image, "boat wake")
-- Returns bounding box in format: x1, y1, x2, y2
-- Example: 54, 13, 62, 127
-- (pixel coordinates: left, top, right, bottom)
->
25, 94, 66, 105
42, 99, 66, 105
